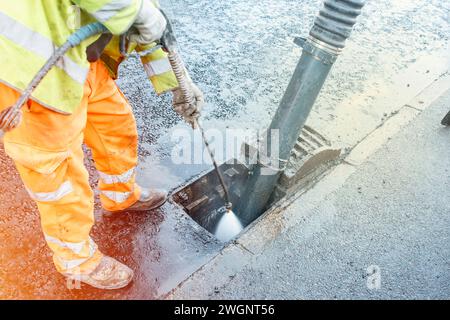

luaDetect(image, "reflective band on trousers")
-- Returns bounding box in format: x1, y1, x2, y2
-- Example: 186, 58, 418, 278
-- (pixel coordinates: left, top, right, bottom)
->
101, 190, 134, 204
0, 11, 89, 84
26, 181, 73, 202
54, 239, 97, 270
143, 58, 173, 77
92, 0, 134, 23
98, 167, 135, 185
45, 234, 91, 255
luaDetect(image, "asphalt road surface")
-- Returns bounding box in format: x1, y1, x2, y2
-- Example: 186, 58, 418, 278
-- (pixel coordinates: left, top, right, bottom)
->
0, 0, 449, 299
181, 91, 450, 299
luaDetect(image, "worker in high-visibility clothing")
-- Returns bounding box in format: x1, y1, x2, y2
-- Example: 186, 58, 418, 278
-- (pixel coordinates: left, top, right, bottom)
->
0, 0, 203, 290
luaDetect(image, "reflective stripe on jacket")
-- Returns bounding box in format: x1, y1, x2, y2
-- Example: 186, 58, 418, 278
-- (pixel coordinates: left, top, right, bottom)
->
0, 0, 141, 114
101, 38, 179, 94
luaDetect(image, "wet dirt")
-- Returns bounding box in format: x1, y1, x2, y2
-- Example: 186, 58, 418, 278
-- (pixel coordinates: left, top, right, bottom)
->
1, 0, 450, 299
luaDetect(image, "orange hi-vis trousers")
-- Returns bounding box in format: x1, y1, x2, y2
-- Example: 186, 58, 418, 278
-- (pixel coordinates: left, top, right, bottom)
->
0, 61, 141, 275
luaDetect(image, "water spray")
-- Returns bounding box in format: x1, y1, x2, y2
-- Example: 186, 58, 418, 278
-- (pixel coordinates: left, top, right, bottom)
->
196, 118, 242, 241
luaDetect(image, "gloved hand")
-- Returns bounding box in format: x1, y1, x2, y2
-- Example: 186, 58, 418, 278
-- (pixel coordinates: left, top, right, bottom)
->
0, 107, 22, 134
128, 0, 167, 46
172, 70, 204, 126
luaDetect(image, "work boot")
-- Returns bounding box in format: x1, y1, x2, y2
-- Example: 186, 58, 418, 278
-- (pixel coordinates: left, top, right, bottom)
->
124, 187, 168, 212
67, 256, 134, 290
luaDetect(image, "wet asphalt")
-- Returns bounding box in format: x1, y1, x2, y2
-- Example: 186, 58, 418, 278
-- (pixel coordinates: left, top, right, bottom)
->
0, 0, 449, 299
174, 90, 450, 300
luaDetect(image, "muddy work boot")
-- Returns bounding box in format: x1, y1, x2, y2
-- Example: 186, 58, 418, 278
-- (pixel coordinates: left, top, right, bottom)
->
441, 110, 450, 126
67, 256, 134, 290
125, 187, 168, 212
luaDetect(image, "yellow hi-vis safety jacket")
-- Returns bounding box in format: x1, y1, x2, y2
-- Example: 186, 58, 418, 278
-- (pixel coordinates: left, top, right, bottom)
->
0, 0, 178, 115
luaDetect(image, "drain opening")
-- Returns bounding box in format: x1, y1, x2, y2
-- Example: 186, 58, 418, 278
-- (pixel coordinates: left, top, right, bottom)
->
172, 160, 262, 241
172, 127, 341, 242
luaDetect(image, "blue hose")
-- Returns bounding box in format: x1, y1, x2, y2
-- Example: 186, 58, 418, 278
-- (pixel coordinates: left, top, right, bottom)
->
67, 22, 108, 47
